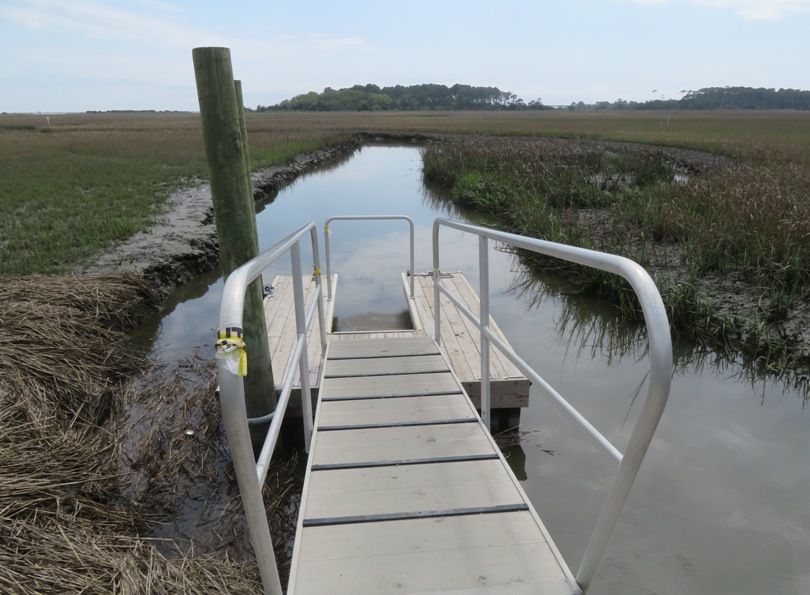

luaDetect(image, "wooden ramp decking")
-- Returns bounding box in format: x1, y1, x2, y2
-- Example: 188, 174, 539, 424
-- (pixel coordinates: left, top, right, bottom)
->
287, 335, 580, 595
404, 272, 530, 411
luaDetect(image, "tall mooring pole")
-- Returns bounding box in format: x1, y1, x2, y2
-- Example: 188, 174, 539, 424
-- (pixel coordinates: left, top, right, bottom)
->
193, 47, 276, 449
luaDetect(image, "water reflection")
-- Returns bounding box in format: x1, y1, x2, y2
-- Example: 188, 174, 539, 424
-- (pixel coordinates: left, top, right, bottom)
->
509, 262, 809, 404
131, 267, 221, 360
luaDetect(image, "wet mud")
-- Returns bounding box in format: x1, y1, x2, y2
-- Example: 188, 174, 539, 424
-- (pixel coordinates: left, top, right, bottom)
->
83, 140, 360, 296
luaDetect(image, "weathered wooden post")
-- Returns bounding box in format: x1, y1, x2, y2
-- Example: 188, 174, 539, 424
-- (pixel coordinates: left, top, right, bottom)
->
234, 80, 253, 191
193, 47, 276, 449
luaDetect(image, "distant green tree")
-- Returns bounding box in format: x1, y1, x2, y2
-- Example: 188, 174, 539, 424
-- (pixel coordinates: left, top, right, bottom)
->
680, 87, 810, 110
261, 83, 547, 111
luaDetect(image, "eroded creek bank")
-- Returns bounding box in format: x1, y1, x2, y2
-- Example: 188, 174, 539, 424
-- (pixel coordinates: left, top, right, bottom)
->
83, 139, 362, 296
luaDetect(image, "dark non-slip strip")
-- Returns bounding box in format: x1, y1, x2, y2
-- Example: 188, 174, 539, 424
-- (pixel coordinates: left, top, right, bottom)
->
303, 503, 530, 528
321, 390, 463, 402
327, 352, 441, 361
317, 418, 477, 432
311, 453, 499, 471
325, 369, 451, 379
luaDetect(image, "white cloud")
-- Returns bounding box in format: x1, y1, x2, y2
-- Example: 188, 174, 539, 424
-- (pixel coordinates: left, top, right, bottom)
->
624, 0, 810, 19
1, 0, 215, 45
2, 1, 371, 52
692, 0, 810, 19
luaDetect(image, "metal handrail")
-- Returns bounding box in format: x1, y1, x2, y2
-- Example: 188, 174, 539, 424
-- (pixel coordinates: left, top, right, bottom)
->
215, 221, 325, 595
323, 215, 415, 301
432, 218, 672, 593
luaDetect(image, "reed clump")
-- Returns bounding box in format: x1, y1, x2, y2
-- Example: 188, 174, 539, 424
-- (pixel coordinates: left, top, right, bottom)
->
422, 136, 810, 387
0, 273, 301, 593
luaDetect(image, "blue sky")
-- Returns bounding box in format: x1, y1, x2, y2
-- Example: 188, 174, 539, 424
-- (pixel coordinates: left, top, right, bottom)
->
1, 0, 808, 113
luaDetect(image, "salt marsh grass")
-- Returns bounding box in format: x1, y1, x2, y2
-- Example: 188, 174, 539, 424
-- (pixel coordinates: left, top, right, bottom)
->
420, 114, 810, 385
0, 112, 347, 275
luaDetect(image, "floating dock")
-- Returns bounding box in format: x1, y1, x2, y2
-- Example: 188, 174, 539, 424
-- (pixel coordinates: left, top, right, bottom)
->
264, 272, 530, 423
286, 335, 580, 594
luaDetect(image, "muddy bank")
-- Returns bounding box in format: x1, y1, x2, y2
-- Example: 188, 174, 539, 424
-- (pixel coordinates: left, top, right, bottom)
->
83, 140, 360, 296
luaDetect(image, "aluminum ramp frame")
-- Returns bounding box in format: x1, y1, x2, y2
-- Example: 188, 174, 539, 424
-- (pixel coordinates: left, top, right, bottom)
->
287, 336, 581, 595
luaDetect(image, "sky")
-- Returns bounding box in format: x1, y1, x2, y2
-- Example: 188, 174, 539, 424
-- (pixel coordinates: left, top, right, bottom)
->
1, 0, 809, 113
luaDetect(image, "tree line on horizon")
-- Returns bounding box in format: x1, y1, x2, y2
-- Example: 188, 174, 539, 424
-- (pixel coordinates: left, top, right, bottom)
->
256, 84, 810, 112
256, 84, 549, 112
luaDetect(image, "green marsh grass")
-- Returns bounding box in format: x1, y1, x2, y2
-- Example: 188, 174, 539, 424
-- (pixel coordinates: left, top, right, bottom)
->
0, 112, 349, 275
421, 127, 810, 385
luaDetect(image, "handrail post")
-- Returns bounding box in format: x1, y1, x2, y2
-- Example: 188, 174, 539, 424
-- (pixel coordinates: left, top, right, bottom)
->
291, 242, 314, 451
431, 221, 442, 345
478, 236, 491, 430
408, 218, 415, 299
310, 228, 328, 352
324, 223, 334, 301
217, 364, 282, 595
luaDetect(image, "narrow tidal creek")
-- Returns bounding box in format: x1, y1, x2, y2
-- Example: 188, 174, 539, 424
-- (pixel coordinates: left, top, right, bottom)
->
139, 146, 810, 595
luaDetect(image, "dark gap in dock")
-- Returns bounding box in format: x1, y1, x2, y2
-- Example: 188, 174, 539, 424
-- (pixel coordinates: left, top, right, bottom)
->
311, 453, 501, 471
321, 390, 464, 402
324, 369, 451, 379
326, 352, 442, 361
303, 503, 531, 527
317, 418, 478, 432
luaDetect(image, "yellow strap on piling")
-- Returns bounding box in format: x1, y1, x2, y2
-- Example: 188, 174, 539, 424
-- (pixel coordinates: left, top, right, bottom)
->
215, 327, 248, 376
312, 266, 321, 279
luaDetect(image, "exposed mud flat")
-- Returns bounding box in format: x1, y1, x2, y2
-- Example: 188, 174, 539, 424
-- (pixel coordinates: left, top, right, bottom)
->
83, 140, 359, 296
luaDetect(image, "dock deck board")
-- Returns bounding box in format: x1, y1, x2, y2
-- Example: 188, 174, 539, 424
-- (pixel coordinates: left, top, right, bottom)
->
287, 336, 580, 595
266, 274, 530, 416
404, 272, 531, 410
263, 274, 336, 394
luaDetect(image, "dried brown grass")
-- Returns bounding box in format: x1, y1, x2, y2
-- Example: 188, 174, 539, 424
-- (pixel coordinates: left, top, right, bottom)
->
0, 273, 293, 594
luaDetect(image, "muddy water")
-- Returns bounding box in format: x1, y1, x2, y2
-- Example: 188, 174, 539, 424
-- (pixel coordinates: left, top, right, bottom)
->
140, 146, 809, 595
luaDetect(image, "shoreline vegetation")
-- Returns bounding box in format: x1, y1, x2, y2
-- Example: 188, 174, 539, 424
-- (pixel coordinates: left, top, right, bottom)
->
1, 110, 808, 591
421, 136, 809, 392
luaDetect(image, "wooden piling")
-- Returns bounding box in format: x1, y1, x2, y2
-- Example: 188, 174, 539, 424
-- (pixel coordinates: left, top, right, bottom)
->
192, 47, 276, 445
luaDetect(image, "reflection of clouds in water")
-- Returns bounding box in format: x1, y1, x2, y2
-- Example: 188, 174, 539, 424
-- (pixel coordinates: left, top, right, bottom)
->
325, 161, 376, 182
150, 279, 223, 361
629, 368, 810, 590
327, 225, 520, 317
712, 422, 756, 453
330, 230, 414, 316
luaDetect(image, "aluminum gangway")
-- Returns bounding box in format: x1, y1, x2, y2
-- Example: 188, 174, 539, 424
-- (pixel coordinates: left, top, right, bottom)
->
286, 333, 579, 594
214, 217, 672, 594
